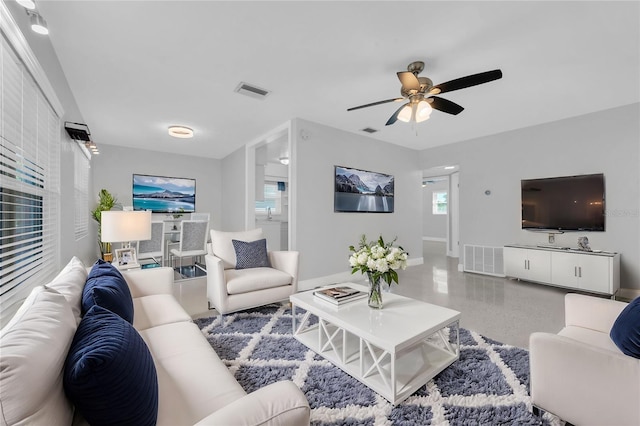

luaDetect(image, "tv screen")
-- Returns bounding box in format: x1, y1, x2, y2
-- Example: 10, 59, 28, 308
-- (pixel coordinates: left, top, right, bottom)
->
132, 174, 195, 213
334, 165, 394, 213
521, 173, 605, 231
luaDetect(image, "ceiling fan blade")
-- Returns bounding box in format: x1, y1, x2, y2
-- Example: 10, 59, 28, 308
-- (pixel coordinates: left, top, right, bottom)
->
385, 103, 409, 126
428, 96, 464, 115
347, 98, 403, 111
430, 69, 502, 95
397, 71, 420, 91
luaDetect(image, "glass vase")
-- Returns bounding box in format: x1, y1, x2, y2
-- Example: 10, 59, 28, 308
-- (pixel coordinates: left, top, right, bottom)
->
367, 272, 383, 309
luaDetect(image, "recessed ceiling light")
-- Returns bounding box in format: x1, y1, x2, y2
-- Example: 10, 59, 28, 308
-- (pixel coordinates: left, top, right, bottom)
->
168, 125, 193, 139
28, 11, 48, 35
17, 0, 36, 10
279, 157, 289, 165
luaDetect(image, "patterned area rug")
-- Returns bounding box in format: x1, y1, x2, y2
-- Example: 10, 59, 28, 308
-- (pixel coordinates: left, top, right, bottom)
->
195, 305, 562, 426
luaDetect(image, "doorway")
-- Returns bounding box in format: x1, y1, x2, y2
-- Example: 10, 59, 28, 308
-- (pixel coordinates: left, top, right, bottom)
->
422, 166, 460, 259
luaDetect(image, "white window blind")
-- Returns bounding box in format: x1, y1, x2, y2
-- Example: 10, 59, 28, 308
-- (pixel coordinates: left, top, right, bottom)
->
74, 143, 89, 240
1, 30, 61, 310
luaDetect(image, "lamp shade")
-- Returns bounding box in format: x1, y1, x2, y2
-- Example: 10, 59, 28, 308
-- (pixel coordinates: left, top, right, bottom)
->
101, 211, 152, 243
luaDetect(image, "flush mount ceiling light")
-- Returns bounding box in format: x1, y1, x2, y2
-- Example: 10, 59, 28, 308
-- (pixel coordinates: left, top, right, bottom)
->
17, 0, 36, 10
279, 157, 290, 165
27, 10, 48, 35
168, 126, 193, 139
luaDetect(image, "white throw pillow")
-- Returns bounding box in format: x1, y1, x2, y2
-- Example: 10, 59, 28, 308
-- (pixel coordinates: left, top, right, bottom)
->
45, 256, 88, 324
210, 228, 263, 269
0, 286, 77, 426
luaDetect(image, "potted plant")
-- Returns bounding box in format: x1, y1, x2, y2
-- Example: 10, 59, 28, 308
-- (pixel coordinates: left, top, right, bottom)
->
91, 189, 118, 261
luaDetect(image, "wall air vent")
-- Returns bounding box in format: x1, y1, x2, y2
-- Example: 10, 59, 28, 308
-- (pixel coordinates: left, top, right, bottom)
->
234, 82, 270, 100
361, 127, 378, 134
64, 121, 91, 141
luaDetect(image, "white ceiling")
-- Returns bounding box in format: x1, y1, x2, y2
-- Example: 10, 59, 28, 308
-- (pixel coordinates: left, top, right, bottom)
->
36, 1, 639, 160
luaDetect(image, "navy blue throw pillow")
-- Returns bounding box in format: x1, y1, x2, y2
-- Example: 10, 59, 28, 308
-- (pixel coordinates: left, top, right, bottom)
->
610, 296, 640, 359
82, 259, 134, 323
233, 238, 270, 269
63, 305, 158, 426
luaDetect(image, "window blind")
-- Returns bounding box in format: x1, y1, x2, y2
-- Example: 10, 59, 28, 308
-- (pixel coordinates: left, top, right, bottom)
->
74, 143, 89, 240
0, 31, 61, 309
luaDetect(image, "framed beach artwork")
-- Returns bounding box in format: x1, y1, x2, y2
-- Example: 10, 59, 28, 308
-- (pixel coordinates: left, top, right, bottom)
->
132, 174, 196, 213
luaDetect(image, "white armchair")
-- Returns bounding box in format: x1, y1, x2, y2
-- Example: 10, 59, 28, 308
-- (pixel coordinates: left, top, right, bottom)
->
530, 293, 640, 425
205, 228, 299, 314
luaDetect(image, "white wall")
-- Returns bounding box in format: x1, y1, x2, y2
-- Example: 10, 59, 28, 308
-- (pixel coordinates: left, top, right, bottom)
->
419, 103, 640, 289
221, 145, 246, 231
91, 144, 222, 257
292, 119, 423, 285
423, 179, 448, 239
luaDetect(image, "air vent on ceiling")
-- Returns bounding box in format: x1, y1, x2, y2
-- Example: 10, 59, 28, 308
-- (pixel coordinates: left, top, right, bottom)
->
234, 82, 270, 100
361, 127, 378, 134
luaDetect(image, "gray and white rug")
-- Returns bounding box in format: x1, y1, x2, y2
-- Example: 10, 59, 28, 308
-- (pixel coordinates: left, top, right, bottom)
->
195, 305, 562, 426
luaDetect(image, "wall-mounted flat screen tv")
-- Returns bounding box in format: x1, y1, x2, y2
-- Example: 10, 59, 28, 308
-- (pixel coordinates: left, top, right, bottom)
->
132, 174, 195, 213
335, 165, 394, 213
521, 173, 605, 231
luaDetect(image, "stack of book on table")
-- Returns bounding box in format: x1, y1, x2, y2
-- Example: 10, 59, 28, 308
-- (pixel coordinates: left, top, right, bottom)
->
313, 286, 367, 306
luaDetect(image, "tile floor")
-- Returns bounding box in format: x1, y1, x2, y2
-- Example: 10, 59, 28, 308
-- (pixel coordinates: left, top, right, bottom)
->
180, 241, 575, 349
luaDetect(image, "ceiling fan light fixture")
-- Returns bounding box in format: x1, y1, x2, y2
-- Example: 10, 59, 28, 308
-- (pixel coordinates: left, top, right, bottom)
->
415, 100, 433, 123
168, 125, 194, 139
397, 105, 413, 122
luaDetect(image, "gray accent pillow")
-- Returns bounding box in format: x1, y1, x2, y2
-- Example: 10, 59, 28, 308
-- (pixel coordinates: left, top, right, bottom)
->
232, 238, 270, 269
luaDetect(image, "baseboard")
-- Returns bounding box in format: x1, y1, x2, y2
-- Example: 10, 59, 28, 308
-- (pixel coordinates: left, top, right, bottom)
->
422, 237, 447, 242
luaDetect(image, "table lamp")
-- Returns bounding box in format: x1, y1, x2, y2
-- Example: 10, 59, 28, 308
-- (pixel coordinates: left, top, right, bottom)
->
101, 210, 152, 269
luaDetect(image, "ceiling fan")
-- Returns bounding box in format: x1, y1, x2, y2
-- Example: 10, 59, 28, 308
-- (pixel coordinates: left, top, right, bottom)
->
347, 61, 502, 126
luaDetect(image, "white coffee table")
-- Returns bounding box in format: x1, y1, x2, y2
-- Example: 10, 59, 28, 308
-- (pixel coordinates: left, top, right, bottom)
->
290, 283, 461, 405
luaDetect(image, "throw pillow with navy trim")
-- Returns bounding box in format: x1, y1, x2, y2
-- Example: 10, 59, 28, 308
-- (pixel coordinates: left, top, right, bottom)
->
63, 305, 158, 426
82, 259, 134, 323
610, 296, 640, 359
233, 238, 270, 269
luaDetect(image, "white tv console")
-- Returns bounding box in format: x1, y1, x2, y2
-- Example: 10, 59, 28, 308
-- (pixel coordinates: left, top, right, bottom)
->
503, 244, 620, 296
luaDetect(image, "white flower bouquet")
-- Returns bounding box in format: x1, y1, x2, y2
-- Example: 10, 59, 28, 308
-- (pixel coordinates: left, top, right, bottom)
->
348, 235, 408, 286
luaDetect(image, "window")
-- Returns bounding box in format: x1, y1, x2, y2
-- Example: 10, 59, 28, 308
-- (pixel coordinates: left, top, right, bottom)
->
1, 23, 61, 318
255, 181, 283, 215
432, 191, 448, 215
74, 144, 90, 240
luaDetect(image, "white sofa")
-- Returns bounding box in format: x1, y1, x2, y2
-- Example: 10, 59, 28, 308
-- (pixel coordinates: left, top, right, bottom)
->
206, 229, 299, 314
0, 257, 310, 426
530, 293, 640, 425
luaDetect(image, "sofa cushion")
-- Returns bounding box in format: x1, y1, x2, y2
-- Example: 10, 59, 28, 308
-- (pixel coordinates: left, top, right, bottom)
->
138, 322, 246, 425
0, 286, 76, 426
210, 228, 263, 269
132, 294, 192, 331
63, 305, 158, 426
610, 296, 640, 358
233, 238, 270, 269
225, 267, 293, 295
45, 256, 87, 323
82, 259, 134, 323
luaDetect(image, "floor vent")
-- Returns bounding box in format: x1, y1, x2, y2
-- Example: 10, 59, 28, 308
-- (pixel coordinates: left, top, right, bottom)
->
463, 245, 505, 277
361, 127, 378, 133
234, 82, 270, 100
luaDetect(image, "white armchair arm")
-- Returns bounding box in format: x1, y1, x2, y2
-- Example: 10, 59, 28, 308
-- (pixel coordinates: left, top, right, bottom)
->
193, 381, 310, 426
268, 251, 299, 291
530, 332, 640, 425
564, 293, 627, 332
121, 267, 173, 297
205, 254, 228, 313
